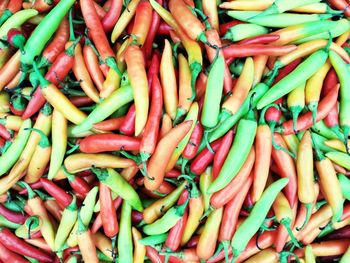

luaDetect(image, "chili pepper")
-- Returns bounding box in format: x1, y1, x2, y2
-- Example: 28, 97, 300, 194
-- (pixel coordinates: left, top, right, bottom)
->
202, 0, 219, 30
111, 0, 141, 42
67, 186, 98, 247
295, 240, 350, 258
0, 0, 22, 26
281, 84, 339, 134
205, 29, 232, 95
144, 121, 192, 191
164, 190, 188, 251
201, 55, 225, 129
40, 17, 69, 65
230, 178, 288, 262
0, 50, 20, 91
99, 182, 118, 240
224, 23, 268, 43
208, 108, 257, 194
140, 75, 163, 164
130, 227, 146, 263
0, 92, 10, 113
92, 168, 143, 212
117, 201, 132, 262
296, 131, 316, 230
93, 116, 125, 131
149, 0, 203, 102
0, 115, 22, 131
211, 148, 255, 209
0, 203, 27, 225
72, 42, 100, 102
174, 54, 194, 123
54, 195, 77, 251
326, 151, 350, 171
328, 50, 350, 153
43, 199, 62, 222
0, 119, 31, 176
20, 182, 55, 251
143, 181, 187, 224
0, 228, 52, 262
143, 195, 189, 235
15, 216, 43, 239
272, 190, 299, 251
101, 0, 122, 32
142, 0, 162, 60
218, 176, 252, 262
70, 85, 133, 135
166, 103, 198, 172
76, 211, 98, 263
240, 34, 280, 45
146, 246, 165, 263
82, 41, 104, 92
80, 0, 121, 76
124, 45, 149, 135
22, 40, 79, 120
196, 207, 223, 260
64, 153, 134, 173
119, 104, 135, 136
181, 122, 203, 173
0, 240, 28, 263
338, 174, 350, 201
23, 128, 51, 183
221, 57, 254, 119
327, 0, 350, 17
0, 123, 11, 140
160, 39, 178, 120
20, 0, 75, 70
312, 135, 344, 223
78, 133, 140, 153
40, 178, 72, 208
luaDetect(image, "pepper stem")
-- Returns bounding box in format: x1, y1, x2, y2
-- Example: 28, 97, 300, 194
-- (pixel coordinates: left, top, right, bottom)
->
24, 128, 50, 148
280, 218, 301, 248
296, 203, 312, 231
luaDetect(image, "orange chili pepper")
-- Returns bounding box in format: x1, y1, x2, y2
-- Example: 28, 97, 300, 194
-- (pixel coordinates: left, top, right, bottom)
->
0, 50, 20, 91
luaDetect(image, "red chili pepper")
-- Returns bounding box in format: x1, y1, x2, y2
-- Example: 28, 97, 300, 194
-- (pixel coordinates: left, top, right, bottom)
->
219, 20, 244, 36
100, 182, 118, 238
223, 44, 297, 58
83, 42, 105, 92
239, 34, 280, 45
102, 0, 122, 32
210, 148, 255, 209
93, 117, 125, 131
22, 44, 76, 120
120, 104, 136, 136
0, 204, 27, 224
91, 196, 122, 234
142, 0, 163, 60
166, 169, 182, 178
0, 228, 53, 262
0, 124, 11, 140
327, 0, 350, 17
146, 246, 165, 263
157, 21, 172, 35
190, 138, 222, 175
322, 69, 340, 130
69, 96, 94, 107
78, 134, 141, 153
147, 51, 160, 89
67, 175, 91, 198
131, 211, 143, 225
165, 190, 188, 251
40, 178, 73, 208
140, 75, 163, 163
0, 241, 29, 263
41, 17, 70, 65
281, 85, 340, 134
181, 122, 203, 172
212, 130, 233, 179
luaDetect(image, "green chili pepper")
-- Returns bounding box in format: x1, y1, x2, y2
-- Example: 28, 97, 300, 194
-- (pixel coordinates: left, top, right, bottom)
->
201, 56, 225, 129
0, 9, 38, 40
92, 168, 143, 212
118, 201, 133, 262
294, 19, 350, 44
55, 195, 78, 251
257, 45, 330, 110
312, 120, 340, 140
223, 24, 268, 42
326, 151, 350, 170
138, 233, 168, 246
67, 186, 98, 246
201, 82, 268, 152
143, 198, 189, 235
0, 119, 32, 176
0, 215, 20, 229
227, 11, 333, 28
20, 0, 75, 69
231, 178, 289, 262
329, 50, 350, 152
338, 174, 350, 201
70, 85, 133, 135
309, 132, 335, 153
208, 110, 257, 194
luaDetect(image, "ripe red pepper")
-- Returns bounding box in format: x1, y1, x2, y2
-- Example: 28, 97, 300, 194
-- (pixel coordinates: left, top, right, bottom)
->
40, 178, 73, 208
212, 130, 233, 179
0, 204, 27, 224
101, 0, 122, 32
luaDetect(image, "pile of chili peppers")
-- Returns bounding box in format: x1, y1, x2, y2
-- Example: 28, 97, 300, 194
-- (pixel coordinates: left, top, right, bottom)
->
0, 0, 350, 262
